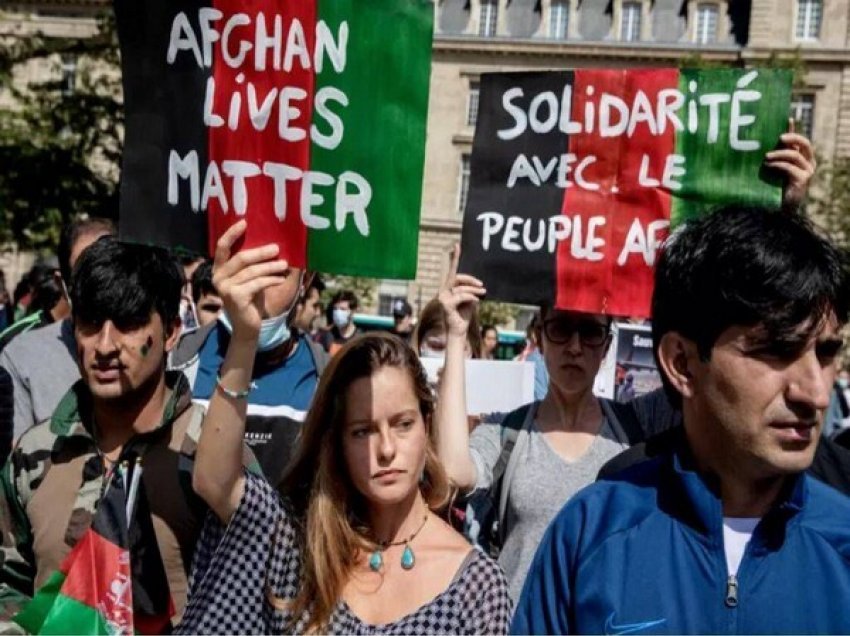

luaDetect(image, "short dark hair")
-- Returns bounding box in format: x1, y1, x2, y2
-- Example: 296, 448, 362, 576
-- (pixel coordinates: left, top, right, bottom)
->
58, 217, 117, 285
653, 206, 850, 406
330, 289, 358, 311
481, 324, 497, 337
27, 264, 62, 314
191, 260, 216, 304
71, 238, 183, 333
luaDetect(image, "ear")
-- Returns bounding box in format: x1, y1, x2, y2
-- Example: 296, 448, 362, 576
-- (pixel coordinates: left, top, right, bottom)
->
164, 316, 183, 353
656, 331, 700, 400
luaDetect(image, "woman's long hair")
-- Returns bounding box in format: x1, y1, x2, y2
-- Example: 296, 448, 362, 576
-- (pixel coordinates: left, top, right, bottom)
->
275, 332, 453, 633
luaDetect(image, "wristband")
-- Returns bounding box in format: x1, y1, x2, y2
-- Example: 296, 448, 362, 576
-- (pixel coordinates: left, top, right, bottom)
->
215, 374, 255, 399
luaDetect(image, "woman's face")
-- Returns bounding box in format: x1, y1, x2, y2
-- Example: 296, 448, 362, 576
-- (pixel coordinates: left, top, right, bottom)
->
342, 366, 429, 508
419, 327, 472, 360
541, 309, 611, 397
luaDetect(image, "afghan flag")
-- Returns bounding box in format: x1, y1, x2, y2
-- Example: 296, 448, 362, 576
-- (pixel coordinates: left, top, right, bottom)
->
14, 459, 173, 635
459, 68, 792, 318
115, 0, 433, 279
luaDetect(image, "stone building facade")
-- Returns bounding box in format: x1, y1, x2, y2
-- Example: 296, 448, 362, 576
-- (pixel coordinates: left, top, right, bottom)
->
2, 1, 849, 317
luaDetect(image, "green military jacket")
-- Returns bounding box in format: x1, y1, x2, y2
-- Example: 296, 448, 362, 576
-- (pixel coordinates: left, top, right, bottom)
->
0, 371, 233, 623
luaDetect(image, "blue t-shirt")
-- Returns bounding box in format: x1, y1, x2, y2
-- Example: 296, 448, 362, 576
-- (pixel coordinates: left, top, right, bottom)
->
191, 325, 318, 482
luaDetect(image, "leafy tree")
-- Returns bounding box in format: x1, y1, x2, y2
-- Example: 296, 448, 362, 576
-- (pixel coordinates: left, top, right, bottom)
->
0, 13, 122, 250
478, 300, 519, 328
321, 275, 378, 311
809, 156, 850, 249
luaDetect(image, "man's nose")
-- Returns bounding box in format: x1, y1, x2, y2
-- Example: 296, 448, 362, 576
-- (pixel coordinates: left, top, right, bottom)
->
94, 321, 119, 355
787, 350, 832, 414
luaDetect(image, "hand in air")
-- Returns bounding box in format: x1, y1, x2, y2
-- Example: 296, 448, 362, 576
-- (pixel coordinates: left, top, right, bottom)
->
212, 220, 289, 339
437, 244, 486, 340
764, 118, 816, 209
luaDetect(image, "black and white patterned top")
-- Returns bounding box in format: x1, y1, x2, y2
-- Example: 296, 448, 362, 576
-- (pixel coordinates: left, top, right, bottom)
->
176, 473, 512, 635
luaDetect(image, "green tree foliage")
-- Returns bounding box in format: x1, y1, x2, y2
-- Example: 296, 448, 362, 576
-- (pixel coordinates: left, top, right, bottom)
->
0, 13, 122, 249
809, 156, 850, 249
477, 300, 519, 328
321, 275, 378, 310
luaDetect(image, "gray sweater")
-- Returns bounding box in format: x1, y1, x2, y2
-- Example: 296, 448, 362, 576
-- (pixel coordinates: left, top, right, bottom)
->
0, 319, 80, 440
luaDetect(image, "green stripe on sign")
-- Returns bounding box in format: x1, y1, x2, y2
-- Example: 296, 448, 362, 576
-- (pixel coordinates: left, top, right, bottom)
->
39, 594, 110, 635
307, 0, 433, 279
672, 68, 791, 225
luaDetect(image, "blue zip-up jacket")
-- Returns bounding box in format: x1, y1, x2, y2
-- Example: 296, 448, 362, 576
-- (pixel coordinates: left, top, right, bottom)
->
512, 436, 850, 634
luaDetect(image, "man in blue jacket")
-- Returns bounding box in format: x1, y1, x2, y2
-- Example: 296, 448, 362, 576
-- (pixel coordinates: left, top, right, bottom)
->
512, 206, 850, 634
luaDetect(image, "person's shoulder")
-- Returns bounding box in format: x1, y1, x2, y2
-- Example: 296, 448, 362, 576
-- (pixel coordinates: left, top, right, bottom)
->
462, 548, 510, 595
1, 318, 60, 357
14, 417, 60, 454
171, 321, 217, 369
549, 457, 665, 547
799, 475, 850, 552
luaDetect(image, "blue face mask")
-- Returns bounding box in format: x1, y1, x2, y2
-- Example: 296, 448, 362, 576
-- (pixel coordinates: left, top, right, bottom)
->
332, 308, 351, 329
218, 273, 303, 351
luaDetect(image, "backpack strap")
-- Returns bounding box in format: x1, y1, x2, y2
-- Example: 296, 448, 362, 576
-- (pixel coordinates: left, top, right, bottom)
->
492, 402, 536, 544
600, 398, 646, 446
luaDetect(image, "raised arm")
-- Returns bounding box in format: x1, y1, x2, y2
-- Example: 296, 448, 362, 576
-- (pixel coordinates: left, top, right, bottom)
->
192, 220, 289, 522
434, 245, 486, 491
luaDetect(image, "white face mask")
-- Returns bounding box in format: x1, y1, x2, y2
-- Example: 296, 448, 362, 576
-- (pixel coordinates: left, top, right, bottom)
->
419, 345, 445, 363
332, 308, 351, 329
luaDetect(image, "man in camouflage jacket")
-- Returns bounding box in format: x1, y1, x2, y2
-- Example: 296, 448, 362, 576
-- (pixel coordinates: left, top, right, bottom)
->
0, 239, 253, 626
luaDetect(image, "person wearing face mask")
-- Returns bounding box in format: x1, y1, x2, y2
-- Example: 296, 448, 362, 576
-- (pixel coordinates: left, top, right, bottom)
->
170, 221, 329, 482
317, 290, 362, 356
413, 297, 482, 362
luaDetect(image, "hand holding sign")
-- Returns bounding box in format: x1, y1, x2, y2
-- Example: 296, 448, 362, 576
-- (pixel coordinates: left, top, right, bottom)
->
438, 244, 487, 342
212, 220, 289, 339
764, 120, 816, 209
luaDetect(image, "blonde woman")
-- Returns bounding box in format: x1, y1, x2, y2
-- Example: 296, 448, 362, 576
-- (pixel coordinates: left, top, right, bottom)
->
177, 221, 510, 634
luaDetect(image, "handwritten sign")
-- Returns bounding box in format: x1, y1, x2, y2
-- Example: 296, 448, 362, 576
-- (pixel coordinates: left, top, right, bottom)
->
459, 68, 792, 317
115, 0, 433, 279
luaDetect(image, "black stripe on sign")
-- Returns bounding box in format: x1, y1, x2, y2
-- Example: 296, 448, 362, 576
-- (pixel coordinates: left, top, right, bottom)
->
459, 71, 573, 308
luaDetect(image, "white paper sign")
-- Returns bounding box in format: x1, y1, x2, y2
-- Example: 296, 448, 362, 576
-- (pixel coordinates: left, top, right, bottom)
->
420, 358, 536, 415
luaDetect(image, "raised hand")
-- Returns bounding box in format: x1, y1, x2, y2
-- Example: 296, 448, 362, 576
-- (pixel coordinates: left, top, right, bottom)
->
212, 220, 289, 339
437, 244, 487, 340
765, 119, 816, 209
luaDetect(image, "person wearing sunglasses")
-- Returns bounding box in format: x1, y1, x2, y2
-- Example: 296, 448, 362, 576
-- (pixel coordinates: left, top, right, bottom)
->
434, 247, 641, 601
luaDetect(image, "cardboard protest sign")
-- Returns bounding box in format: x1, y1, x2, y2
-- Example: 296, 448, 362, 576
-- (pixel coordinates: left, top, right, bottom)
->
115, 0, 433, 279
420, 358, 536, 415
593, 322, 662, 401
460, 68, 792, 317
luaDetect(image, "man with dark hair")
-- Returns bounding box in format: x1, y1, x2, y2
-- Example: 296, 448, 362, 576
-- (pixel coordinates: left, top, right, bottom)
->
0, 239, 233, 627
190, 260, 223, 328
0, 265, 63, 352
514, 207, 850, 634
390, 297, 414, 344
317, 289, 360, 355
292, 273, 325, 336
0, 218, 115, 441
170, 220, 327, 482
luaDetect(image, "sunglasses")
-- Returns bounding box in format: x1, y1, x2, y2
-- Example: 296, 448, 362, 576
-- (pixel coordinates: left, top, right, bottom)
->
542, 317, 610, 347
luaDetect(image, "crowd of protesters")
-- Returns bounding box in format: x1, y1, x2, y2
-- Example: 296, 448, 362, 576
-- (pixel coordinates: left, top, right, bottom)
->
0, 128, 848, 635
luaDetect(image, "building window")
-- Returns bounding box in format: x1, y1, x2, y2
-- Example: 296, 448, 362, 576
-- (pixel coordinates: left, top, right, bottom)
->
467, 82, 480, 127
458, 154, 471, 214
796, 0, 822, 39
790, 94, 815, 139
549, 0, 569, 39
694, 3, 718, 44
61, 54, 76, 97
479, 0, 498, 37
620, 2, 642, 42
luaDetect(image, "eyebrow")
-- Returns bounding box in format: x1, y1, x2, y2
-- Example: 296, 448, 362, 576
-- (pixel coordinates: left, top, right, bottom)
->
346, 409, 420, 427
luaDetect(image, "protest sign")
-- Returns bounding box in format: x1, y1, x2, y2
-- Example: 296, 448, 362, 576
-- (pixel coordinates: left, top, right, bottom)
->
420, 358, 535, 415
593, 321, 662, 401
115, 0, 433, 279
459, 68, 792, 317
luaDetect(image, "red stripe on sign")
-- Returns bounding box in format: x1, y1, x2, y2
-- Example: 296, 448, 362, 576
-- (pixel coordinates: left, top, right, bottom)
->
207, 0, 317, 267
58, 530, 132, 619
556, 69, 677, 317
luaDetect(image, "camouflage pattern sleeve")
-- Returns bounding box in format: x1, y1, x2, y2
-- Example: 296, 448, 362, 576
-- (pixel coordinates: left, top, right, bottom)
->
0, 451, 35, 621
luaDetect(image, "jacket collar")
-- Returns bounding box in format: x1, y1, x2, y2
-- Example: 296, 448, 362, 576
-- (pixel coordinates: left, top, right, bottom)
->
659, 430, 808, 547
50, 370, 193, 441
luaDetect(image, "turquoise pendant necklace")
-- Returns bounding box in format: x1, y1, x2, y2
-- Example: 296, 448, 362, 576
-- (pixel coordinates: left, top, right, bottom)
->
369, 514, 428, 572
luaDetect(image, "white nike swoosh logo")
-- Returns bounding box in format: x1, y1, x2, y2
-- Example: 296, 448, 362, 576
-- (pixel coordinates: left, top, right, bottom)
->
604, 612, 667, 635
